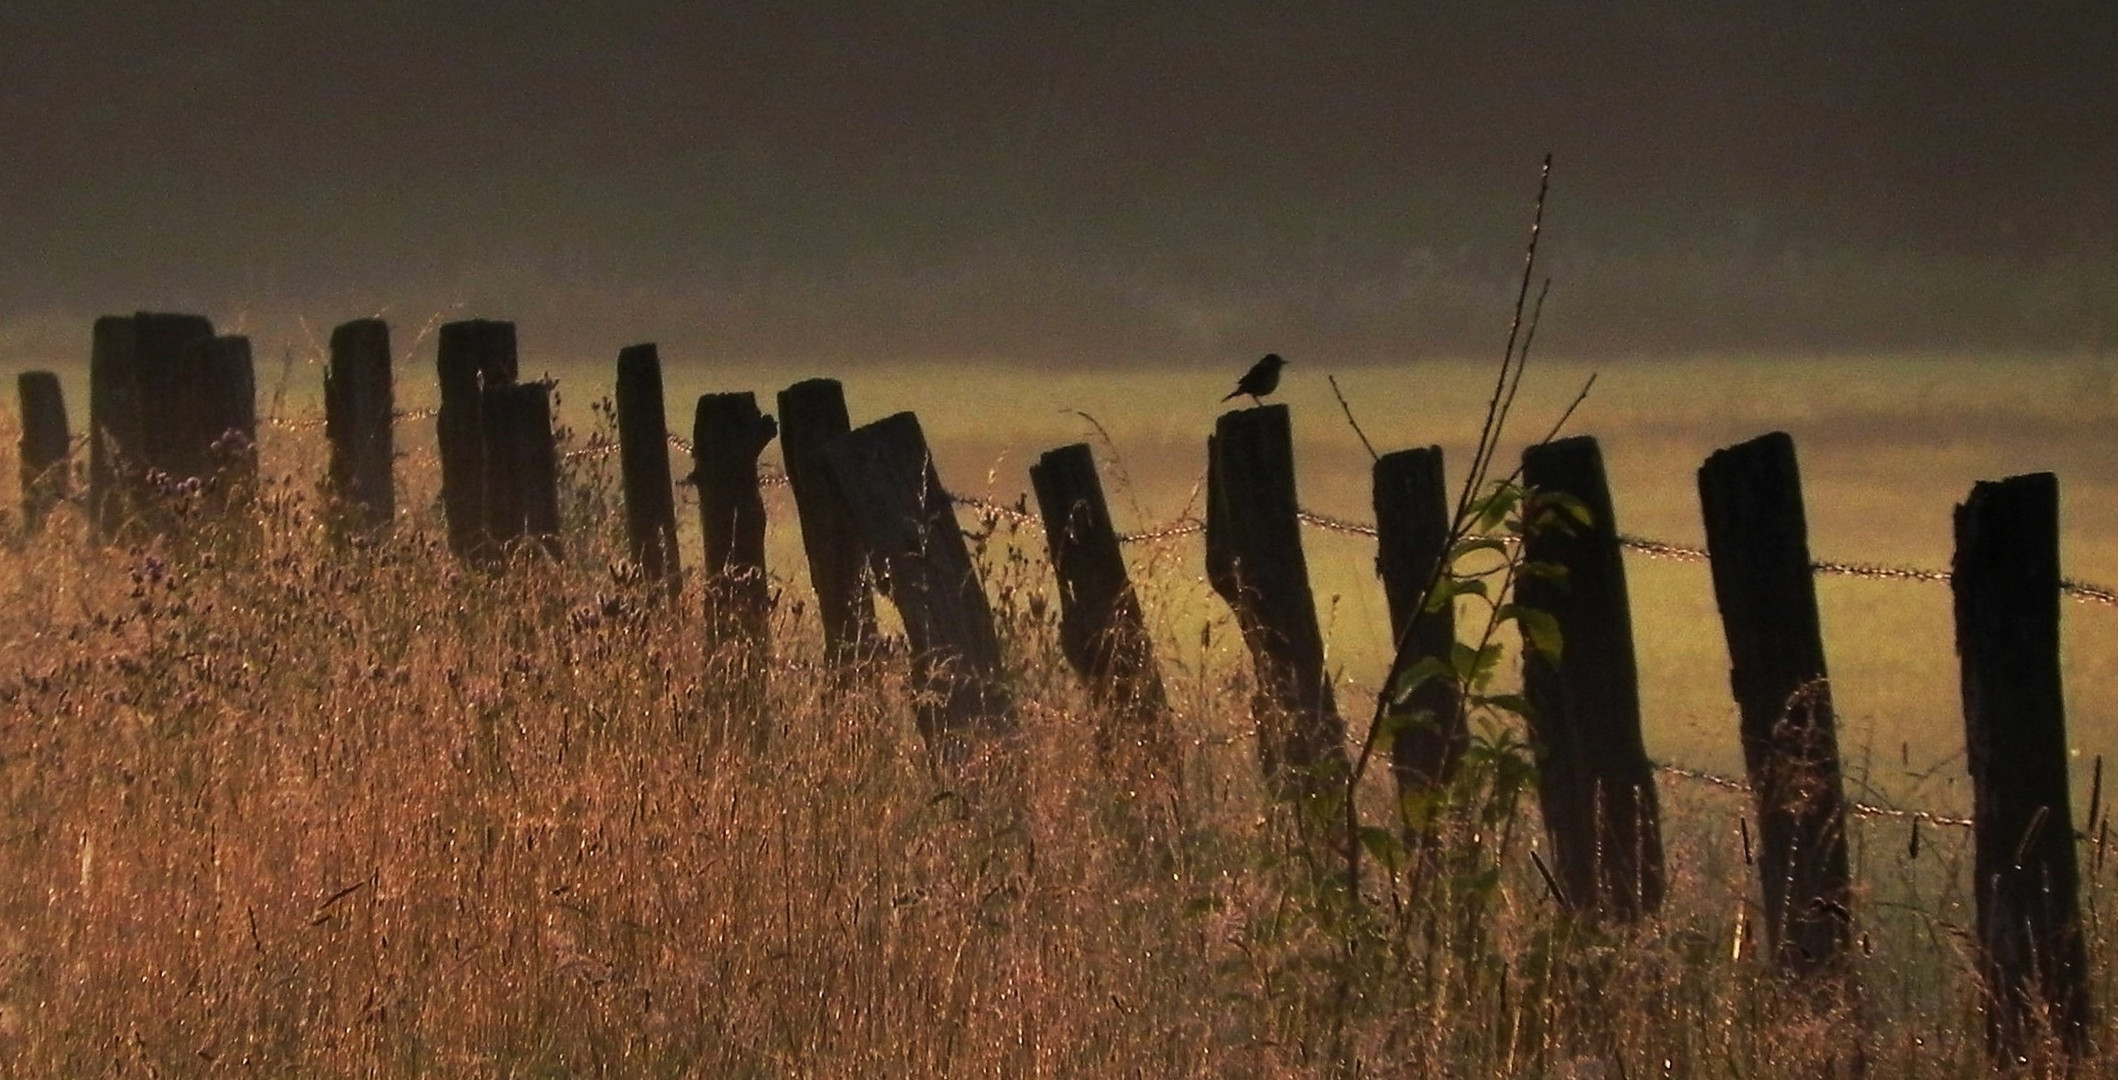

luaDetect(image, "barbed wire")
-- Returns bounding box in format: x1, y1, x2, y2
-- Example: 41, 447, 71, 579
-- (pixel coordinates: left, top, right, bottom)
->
1617, 532, 2117, 606
255, 409, 2118, 606
1654, 762, 1975, 830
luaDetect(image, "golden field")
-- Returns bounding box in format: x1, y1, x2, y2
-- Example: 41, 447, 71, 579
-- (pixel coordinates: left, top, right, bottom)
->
0, 349, 2113, 1075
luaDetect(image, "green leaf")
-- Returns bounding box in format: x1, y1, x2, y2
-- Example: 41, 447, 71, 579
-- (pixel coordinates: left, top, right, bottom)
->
1421, 575, 1459, 613
1377, 708, 1437, 741
1533, 490, 1594, 533
1514, 607, 1564, 662
1449, 536, 1508, 563
1470, 692, 1533, 719
1358, 825, 1403, 869
1390, 656, 1452, 707
1516, 560, 1569, 583
1399, 788, 1445, 832
1450, 641, 1504, 689
1474, 483, 1523, 532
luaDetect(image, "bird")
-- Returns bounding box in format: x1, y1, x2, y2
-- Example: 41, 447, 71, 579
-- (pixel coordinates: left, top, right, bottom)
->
1221, 353, 1287, 405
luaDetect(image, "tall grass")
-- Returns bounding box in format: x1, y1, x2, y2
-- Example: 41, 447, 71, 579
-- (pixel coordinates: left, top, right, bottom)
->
0, 401, 2110, 1078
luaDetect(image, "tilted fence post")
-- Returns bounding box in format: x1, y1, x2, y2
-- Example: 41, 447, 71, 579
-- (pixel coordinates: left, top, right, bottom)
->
1030, 441, 1171, 768
778, 378, 877, 668
615, 344, 681, 591
824, 411, 1011, 761
17, 372, 70, 532
1698, 431, 1855, 976
1205, 403, 1348, 811
692, 391, 778, 715
325, 318, 395, 533
1372, 445, 1465, 841
1518, 434, 1666, 921
436, 319, 518, 561
1954, 471, 2093, 1060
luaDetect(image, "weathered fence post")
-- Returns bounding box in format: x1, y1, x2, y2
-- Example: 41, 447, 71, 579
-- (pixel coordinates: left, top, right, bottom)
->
134, 313, 216, 489
692, 393, 778, 707
824, 411, 1011, 759
1954, 472, 2092, 1060
325, 318, 394, 532
17, 372, 70, 531
478, 381, 560, 560
778, 378, 877, 666
1030, 441, 1171, 768
1518, 435, 1665, 921
1206, 404, 1348, 810
194, 334, 258, 508
615, 344, 681, 590
1698, 432, 1855, 975
436, 319, 518, 560
88, 316, 142, 541
1373, 445, 1465, 835
88, 312, 216, 540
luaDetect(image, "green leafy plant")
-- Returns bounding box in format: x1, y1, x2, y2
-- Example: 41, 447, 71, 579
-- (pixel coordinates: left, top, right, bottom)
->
1317, 156, 1601, 1065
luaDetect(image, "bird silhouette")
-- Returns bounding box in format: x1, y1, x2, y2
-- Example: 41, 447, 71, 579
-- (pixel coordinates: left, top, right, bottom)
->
1221, 353, 1287, 405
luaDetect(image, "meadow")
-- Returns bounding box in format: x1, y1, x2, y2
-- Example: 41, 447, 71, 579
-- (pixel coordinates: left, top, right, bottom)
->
1, 348, 2115, 1075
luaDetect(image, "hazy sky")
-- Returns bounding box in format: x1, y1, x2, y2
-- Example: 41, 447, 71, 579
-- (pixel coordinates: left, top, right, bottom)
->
3, 2, 2114, 370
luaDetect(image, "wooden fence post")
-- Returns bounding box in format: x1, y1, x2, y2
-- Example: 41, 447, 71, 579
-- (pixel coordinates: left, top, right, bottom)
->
478, 381, 560, 560
1030, 441, 1171, 767
17, 372, 70, 531
134, 312, 216, 489
436, 319, 518, 561
1206, 404, 1348, 809
692, 392, 778, 699
1954, 472, 2092, 1060
824, 411, 1011, 759
88, 313, 214, 539
1698, 432, 1855, 975
1518, 435, 1665, 921
88, 316, 142, 541
1373, 445, 1466, 835
195, 334, 258, 507
325, 318, 394, 532
778, 378, 877, 667
615, 344, 681, 590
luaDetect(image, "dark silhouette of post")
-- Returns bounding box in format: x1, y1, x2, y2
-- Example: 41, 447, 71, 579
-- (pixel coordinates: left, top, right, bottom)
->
88, 312, 215, 540
778, 378, 876, 666
17, 372, 70, 531
824, 411, 1011, 759
325, 319, 395, 532
1698, 432, 1854, 976
1030, 442, 1171, 768
1954, 472, 2092, 1061
436, 319, 518, 560
478, 381, 560, 560
1206, 404, 1348, 809
692, 393, 778, 680
1373, 446, 1466, 839
134, 313, 216, 487
1518, 435, 1665, 922
193, 334, 257, 506
615, 344, 681, 590
88, 316, 142, 541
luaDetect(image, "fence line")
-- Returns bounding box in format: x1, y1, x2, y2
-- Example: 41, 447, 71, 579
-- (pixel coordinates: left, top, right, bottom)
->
241, 407, 2118, 607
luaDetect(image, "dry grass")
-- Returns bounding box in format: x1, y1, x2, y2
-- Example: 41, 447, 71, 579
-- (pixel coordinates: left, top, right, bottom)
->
0, 409, 2112, 1078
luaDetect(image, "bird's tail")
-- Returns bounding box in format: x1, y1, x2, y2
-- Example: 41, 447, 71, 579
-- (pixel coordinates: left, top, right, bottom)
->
1220, 389, 1240, 402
